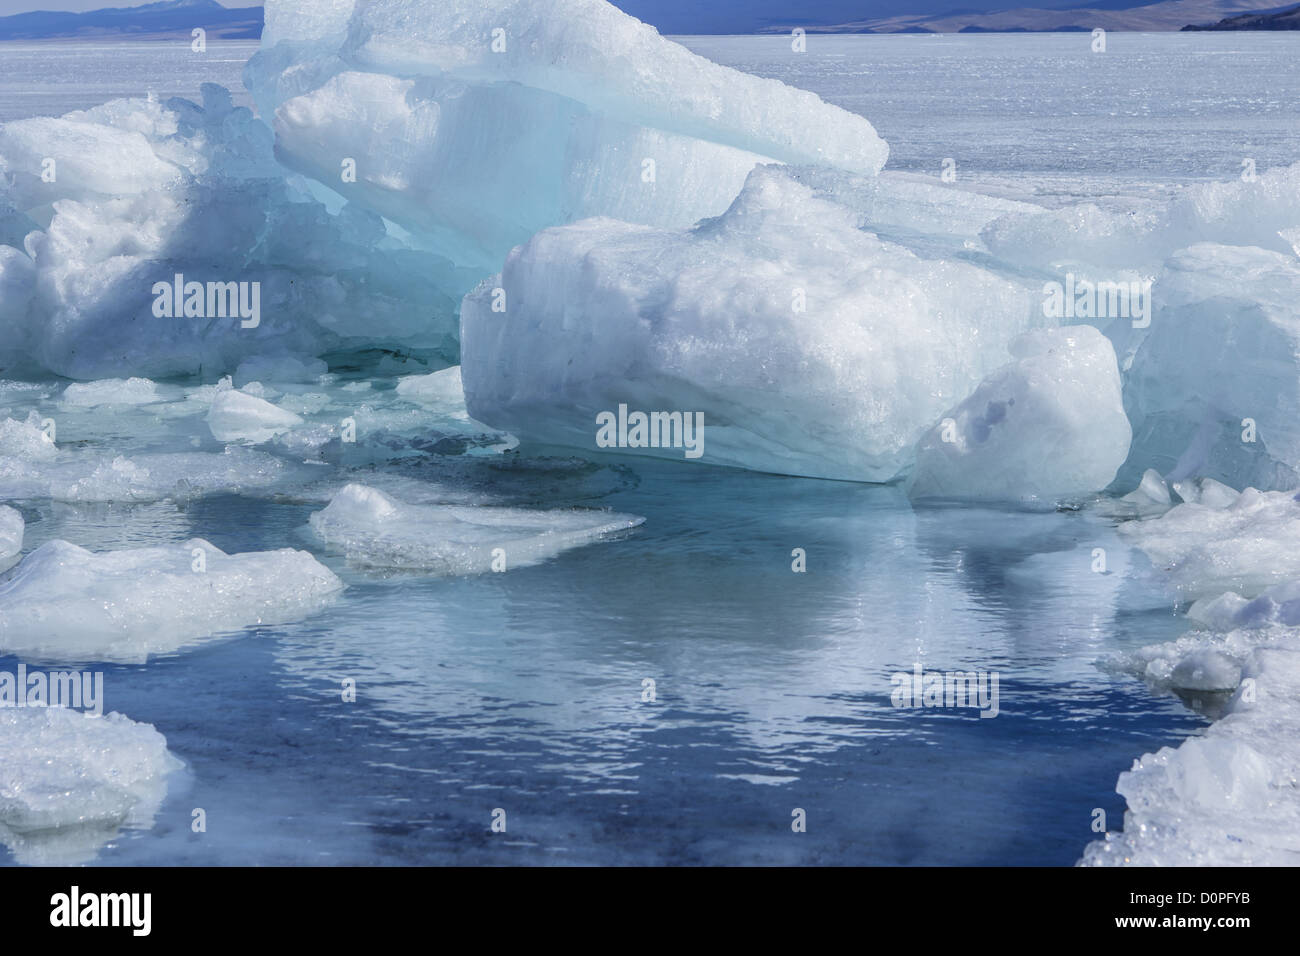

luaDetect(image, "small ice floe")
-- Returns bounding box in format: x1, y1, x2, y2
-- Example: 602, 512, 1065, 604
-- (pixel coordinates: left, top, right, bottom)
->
0, 538, 343, 662
309, 482, 643, 574
207, 387, 304, 443
0, 707, 181, 866
60, 377, 164, 408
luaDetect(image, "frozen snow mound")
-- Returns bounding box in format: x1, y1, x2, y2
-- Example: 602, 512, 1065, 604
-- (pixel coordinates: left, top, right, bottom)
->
1118, 486, 1300, 603
907, 326, 1130, 503
247, 0, 887, 272
309, 482, 643, 573
1110, 244, 1300, 493
461, 165, 1043, 481
0, 707, 181, 866
0, 505, 22, 568
0, 85, 462, 379
0, 538, 343, 662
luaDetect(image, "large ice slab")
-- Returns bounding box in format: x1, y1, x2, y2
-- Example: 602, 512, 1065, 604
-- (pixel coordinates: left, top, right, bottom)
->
461, 165, 1043, 481
0, 538, 343, 662
247, 0, 888, 272
0, 707, 181, 866
0, 85, 462, 379
907, 326, 1130, 503
309, 482, 643, 573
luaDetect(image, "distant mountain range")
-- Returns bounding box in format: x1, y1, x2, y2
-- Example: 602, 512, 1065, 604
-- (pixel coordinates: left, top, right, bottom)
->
0, 0, 262, 40
758, 0, 1300, 33
1183, 1, 1300, 26
0, 0, 1295, 40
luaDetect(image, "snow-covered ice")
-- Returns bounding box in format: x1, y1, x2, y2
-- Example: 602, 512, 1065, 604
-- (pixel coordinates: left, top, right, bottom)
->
0, 538, 343, 662
309, 482, 643, 574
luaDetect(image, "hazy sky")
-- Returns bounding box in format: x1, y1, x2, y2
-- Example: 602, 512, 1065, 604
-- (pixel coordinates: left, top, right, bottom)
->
0, 0, 1116, 30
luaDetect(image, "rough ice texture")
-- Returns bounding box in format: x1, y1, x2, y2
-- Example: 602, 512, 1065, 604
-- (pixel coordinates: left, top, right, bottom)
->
61, 377, 163, 407
247, 0, 887, 272
0, 411, 289, 502
0, 85, 462, 379
0, 707, 181, 866
208, 386, 304, 443
462, 165, 1043, 481
983, 163, 1300, 273
907, 326, 1130, 503
309, 482, 643, 573
0, 538, 343, 662
1086, 624, 1300, 866
1085, 479, 1300, 865
1119, 486, 1300, 602
1109, 243, 1300, 492
0, 504, 22, 566
976, 165, 1300, 494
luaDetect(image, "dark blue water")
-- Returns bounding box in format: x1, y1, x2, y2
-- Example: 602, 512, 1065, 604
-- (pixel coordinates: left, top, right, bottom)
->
2, 452, 1203, 865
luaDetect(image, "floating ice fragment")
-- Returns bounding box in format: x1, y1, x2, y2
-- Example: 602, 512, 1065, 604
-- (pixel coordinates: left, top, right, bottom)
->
0, 538, 343, 662
207, 387, 305, 443
0, 707, 181, 866
309, 483, 643, 574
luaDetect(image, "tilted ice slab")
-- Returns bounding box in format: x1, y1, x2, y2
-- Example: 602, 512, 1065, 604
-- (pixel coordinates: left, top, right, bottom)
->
907, 326, 1130, 503
462, 165, 1043, 481
0, 85, 462, 379
0, 538, 343, 662
0, 707, 181, 866
309, 483, 643, 573
1118, 486, 1300, 603
247, 0, 887, 272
